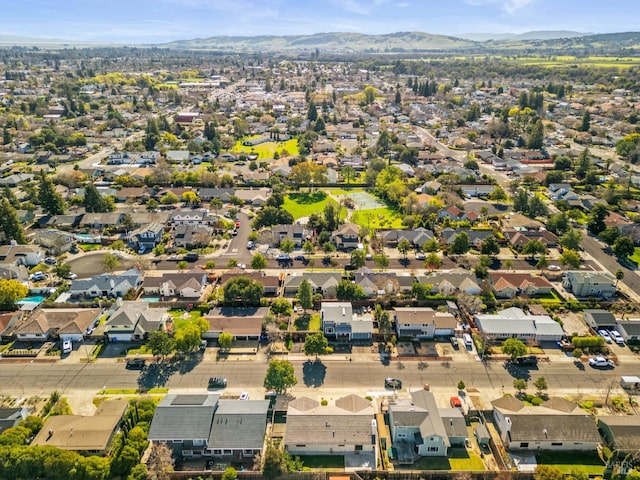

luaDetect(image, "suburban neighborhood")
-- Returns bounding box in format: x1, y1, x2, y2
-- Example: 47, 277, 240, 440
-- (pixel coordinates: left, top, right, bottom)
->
1, 21, 640, 480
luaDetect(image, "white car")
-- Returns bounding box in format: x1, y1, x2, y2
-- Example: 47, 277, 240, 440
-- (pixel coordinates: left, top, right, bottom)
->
548, 265, 562, 271
588, 356, 614, 368
415, 253, 426, 260
598, 330, 613, 344
610, 330, 625, 345
62, 340, 73, 354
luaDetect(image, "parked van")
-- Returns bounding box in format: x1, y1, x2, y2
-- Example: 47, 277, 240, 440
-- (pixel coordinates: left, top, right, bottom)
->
463, 333, 473, 348
62, 340, 72, 354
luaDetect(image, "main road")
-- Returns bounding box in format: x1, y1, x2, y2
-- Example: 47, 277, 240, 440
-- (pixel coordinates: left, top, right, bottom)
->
0, 357, 633, 399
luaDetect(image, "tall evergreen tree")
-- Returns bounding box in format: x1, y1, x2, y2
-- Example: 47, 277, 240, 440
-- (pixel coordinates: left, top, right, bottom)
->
2, 185, 19, 208
37, 172, 65, 215
83, 183, 114, 213
0, 197, 26, 244
307, 100, 318, 122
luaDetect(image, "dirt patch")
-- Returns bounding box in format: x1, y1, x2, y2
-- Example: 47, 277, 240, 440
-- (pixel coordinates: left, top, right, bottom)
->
66, 251, 136, 278
559, 311, 590, 336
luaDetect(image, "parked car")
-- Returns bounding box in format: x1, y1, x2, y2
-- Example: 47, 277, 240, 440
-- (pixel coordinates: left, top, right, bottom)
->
450, 337, 459, 349
138, 246, 146, 254
415, 253, 426, 260
276, 253, 290, 261
44, 257, 57, 265
293, 255, 306, 261
30, 271, 46, 282
450, 396, 463, 410
183, 253, 199, 262
66, 272, 77, 280
62, 340, 72, 354
167, 254, 179, 261
247, 241, 255, 250
208, 377, 227, 389
598, 330, 613, 344
514, 355, 538, 366
126, 358, 146, 370
588, 356, 615, 368
384, 378, 402, 390
610, 330, 625, 345
548, 265, 562, 271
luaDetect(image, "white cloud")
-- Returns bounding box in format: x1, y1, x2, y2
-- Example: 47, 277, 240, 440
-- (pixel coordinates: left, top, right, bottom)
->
465, 0, 536, 14
332, 0, 389, 15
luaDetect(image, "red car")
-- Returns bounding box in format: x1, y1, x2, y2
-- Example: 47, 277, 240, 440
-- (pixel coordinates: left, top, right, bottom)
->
450, 396, 463, 409
235, 221, 240, 228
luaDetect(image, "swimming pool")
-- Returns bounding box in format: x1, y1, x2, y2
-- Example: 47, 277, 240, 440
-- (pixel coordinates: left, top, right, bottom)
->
142, 297, 161, 302
17, 295, 46, 304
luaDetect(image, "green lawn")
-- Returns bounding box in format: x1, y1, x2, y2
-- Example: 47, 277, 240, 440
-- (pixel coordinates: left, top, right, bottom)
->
293, 314, 321, 331
327, 187, 365, 195
629, 247, 640, 266
411, 449, 485, 471
351, 207, 405, 229
169, 310, 204, 330
301, 455, 345, 469
283, 192, 338, 220
536, 451, 604, 475
229, 137, 299, 159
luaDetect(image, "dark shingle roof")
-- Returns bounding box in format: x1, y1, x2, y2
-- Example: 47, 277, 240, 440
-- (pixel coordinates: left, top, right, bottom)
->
148, 394, 219, 441
208, 400, 269, 450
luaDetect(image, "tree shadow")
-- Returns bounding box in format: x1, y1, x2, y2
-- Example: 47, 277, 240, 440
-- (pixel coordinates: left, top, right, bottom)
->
503, 362, 532, 381
137, 354, 203, 389
302, 359, 326, 387
399, 258, 411, 268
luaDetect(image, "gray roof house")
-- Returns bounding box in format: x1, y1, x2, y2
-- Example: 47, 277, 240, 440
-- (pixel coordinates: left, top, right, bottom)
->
0, 407, 30, 434
143, 270, 207, 299
474, 307, 563, 342
69, 269, 143, 299
616, 319, 640, 342
33, 229, 74, 255
284, 272, 342, 298
332, 223, 360, 251
148, 394, 220, 456
492, 396, 600, 452
380, 228, 435, 248
388, 390, 449, 463
270, 224, 314, 248
207, 399, 270, 459
563, 271, 616, 299
103, 301, 168, 342
321, 302, 373, 342
583, 309, 616, 330
597, 415, 640, 455
284, 395, 376, 470
416, 271, 481, 296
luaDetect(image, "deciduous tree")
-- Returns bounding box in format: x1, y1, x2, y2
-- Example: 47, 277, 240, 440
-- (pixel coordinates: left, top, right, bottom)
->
263, 360, 297, 393
501, 338, 527, 360
303, 332, 329, 360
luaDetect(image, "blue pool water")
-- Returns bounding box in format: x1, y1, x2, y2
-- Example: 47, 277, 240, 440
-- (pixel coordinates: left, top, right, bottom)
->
143, 297, 161, 302
18, 295, 46, 304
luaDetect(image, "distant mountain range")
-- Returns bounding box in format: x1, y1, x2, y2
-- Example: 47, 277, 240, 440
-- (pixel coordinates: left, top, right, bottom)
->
458, 30, 590, 42
1, 31, 639, 55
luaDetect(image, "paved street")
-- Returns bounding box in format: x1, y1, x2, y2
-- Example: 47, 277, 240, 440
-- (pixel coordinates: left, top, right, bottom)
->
1, 355, 636, 404
581, 234, 640, 302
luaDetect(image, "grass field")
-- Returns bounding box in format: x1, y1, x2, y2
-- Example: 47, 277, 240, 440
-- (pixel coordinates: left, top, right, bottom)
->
411, 449, 485, 471
169, 310, 204, 330
629, 247, 640, 266
229, 137, 299, 159
283, 192, 338, 220
293, 314, 321, 331
536, 451, 604, 475
301, 455, 345, 469
351, 207, 405, 229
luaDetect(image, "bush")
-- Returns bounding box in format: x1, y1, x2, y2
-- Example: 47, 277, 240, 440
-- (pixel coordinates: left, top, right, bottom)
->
320, 399, 328, 406
531, 397, 544, 406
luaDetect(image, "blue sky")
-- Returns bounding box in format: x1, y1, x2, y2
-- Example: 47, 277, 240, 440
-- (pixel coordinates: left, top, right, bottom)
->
1, 0, 637, 43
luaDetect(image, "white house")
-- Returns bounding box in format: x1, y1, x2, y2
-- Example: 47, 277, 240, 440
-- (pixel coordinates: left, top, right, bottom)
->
474, 307, 563, 342
394, 307, 457, 339
103, 301, 168, 342
69, 269, 143, 299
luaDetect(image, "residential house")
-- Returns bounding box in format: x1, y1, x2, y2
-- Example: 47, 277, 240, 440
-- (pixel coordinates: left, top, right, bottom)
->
38, 213, 84, 231
0, 264, 28, 282
597, 416, 640, 455
548, 183, 579, 202
503, 229, 559, 250
0, 406, 30, 434
148, 394, 220, 456
233, 187, 271, 206
0, 244, 44, 267
0, 172, 34, 187
354, 270, 399, 297
380, 228, 435, 249
31, 399, 128, 455
416, 272, 481, 296
284, 272, 342, 298
332, 223, 360, 250
474, 307, 563, 342
270, 224, 314, 248
113, 187, 149, 203
489, 272, 554, 299
173, 225, 214, 248
198, 188, 235, 203
438, 207, 479, 223
393, 307, 457, 339
207, 399, 270, 460
583, 309, 616, 330
14, 308, 100, 343
33, 229, 74, 255
491, 396, 600, 452
79, 212, 125, 230
440, 228, 491, 249
457, 184, 497, 198
284, 395, 376, 470
440, 409, 467, 447
143, 270, 208, 299
219, 270, 280, 296
563, 271, 616, 299
69, 269, 143, 299
321, 302, 373, 342
103, 301, 168, 342
203, 307, 267, 341
166, 150, 190, 163
170, 209, 214, 227
0, 313, 20, 341
616, 319, 640, 343
388, 390, 449, 463
131, 223, 164, 251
